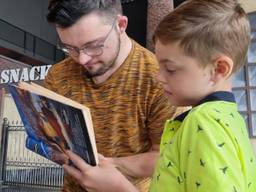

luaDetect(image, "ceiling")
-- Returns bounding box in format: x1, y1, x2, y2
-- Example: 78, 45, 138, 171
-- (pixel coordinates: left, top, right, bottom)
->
239, 0, 256, 13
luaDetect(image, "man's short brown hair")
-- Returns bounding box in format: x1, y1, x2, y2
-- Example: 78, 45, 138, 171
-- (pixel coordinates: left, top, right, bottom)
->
154, 0, 251, 73
47, 0, 122, 28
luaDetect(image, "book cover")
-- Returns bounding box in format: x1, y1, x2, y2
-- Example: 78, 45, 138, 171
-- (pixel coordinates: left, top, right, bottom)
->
8, 82, 98, 166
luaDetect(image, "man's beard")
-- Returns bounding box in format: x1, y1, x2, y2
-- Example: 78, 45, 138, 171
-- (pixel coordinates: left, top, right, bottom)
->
84, 37, 121, 78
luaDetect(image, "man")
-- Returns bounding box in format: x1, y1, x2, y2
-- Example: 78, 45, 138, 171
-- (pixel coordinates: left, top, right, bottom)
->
45, 0, 184, 191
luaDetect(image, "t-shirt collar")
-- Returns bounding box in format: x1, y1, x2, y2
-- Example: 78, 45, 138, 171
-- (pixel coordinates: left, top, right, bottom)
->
174, 91, 236, 122
197, 91, 236, 106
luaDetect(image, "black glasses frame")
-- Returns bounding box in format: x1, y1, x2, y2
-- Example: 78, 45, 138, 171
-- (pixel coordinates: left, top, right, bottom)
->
58, 19, 116, 57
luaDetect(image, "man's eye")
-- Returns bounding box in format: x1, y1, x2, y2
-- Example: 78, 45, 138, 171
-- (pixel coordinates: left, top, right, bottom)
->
65, 46, 75, 50
86, 44, 104, 50
90, 44, 104, 48
88, 45, 99, 49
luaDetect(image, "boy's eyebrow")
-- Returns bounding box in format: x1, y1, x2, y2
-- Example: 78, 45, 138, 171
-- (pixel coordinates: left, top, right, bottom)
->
158, 59, 177, 65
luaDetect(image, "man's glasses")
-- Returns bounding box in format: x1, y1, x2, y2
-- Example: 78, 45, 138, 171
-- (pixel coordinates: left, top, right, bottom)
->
58, 20, 116, 57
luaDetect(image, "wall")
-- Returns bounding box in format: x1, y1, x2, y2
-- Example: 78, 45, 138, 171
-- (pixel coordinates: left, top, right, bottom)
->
0, 0, 57, 44
240, 0, 256, 13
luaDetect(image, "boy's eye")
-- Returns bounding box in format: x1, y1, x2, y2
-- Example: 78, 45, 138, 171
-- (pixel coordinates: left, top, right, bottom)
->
166, 69, 176, 74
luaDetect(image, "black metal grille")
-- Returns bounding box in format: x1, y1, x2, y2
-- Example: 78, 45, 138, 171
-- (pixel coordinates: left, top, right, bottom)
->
0, 118, 64, 190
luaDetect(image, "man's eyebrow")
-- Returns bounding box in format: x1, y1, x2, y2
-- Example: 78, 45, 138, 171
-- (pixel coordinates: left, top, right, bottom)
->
82, 37, 105, 46
63, 37, 105, 48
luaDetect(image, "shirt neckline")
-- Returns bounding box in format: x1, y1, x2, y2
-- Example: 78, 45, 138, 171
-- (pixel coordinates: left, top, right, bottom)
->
174, 91, 236, 121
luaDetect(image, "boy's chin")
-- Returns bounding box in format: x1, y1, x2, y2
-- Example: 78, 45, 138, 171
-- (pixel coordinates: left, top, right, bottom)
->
167, 98, 183, 107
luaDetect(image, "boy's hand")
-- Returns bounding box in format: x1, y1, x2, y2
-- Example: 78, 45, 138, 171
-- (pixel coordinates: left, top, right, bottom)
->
63, 151, 138, 192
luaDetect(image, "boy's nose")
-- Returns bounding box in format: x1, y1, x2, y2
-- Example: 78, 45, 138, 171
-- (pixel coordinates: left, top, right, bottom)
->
156, 71, 166, 84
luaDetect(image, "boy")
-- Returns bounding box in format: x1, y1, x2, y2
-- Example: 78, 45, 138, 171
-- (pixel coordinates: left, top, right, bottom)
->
63, 0, 256, 191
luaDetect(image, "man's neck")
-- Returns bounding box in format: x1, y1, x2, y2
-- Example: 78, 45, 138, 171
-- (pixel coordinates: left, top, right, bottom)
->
93, 34, 132, 84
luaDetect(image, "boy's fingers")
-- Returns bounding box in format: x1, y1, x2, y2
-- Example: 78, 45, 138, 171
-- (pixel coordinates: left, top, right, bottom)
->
66, 150, 91, 172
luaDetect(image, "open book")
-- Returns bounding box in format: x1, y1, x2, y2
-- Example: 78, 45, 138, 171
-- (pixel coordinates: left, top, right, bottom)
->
8, 82, 98, 166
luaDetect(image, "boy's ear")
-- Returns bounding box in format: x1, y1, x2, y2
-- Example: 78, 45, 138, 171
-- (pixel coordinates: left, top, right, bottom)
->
210, 55, 233, 82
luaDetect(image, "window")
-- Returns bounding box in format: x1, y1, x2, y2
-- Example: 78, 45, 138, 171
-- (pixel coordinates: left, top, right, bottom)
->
233, 12, 256, 138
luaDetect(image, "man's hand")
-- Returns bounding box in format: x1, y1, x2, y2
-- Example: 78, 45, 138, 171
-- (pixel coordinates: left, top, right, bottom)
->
107, 145, 160, 178
63, 151, 138, 192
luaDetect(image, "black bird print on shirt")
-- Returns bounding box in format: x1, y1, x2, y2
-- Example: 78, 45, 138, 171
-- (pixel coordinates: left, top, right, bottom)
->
200, 159, 206, 167
196, 181, 201, 188
220, 166, 228, 174
197, 125, 204, 132
218, 142, 225, 148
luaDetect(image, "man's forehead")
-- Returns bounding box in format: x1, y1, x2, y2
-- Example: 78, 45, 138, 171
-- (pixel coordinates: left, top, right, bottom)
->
56, 17, 112, 47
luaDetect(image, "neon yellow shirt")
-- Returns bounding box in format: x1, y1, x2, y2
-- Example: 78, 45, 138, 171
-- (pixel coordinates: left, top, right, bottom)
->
150, 92, 256, 192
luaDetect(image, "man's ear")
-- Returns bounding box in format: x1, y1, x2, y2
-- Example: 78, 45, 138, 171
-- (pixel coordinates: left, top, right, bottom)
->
210, 55, 234, 82
116, 14, 128, 34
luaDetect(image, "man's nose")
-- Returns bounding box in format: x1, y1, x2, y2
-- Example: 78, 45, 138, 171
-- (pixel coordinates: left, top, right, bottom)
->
77, 51, 92, 65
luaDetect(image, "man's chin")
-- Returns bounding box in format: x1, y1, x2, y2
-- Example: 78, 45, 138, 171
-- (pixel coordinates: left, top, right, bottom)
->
83, 60, 115, 78
84, 68, 107, 78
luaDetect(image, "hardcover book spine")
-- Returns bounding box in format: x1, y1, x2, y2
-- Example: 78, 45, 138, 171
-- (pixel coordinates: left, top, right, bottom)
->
8, 85, 40, 141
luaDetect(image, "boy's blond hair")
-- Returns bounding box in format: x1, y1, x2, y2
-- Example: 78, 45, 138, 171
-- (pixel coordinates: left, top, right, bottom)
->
154, 0, 251, 73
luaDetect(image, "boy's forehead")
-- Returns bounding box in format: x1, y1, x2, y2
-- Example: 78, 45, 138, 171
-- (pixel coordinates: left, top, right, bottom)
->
155, 40, 207, 68
155, 40, 183, 58
155, 39, 181, 49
